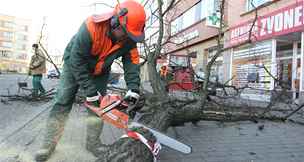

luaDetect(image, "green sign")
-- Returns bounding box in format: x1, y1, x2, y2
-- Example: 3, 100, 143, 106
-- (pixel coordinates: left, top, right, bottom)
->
206, 12, 220, 28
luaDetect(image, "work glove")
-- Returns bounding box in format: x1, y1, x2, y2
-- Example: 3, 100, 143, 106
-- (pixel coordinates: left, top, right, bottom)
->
85, 91, 101, 107
124, 90, 140, 105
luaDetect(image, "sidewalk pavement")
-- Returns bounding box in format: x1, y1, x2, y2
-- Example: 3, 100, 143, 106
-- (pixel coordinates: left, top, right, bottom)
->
160, 121, 304, 162
1, 102, 304, 162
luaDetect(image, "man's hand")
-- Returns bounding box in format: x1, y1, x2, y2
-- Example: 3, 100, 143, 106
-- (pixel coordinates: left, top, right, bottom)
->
124, 90, 140, 105
85, 92, 101, 107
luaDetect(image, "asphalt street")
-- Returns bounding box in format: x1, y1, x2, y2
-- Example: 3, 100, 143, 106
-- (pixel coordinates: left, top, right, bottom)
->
0, 74, 58, 143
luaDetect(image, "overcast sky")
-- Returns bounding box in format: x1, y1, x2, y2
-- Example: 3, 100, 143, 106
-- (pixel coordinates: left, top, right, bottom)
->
0, 0, 117, 55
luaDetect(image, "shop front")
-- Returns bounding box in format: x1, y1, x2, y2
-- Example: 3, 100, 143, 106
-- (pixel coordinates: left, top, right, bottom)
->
207, 46, 224, 83
226, 1, 304, 102
232, 41, 272, 101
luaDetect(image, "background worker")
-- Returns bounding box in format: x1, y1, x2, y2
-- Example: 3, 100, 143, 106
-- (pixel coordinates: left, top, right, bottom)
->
29, 43, 46, 97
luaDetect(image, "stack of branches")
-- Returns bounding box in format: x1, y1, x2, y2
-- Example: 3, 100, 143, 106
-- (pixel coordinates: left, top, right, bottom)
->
0, 88, 55, 102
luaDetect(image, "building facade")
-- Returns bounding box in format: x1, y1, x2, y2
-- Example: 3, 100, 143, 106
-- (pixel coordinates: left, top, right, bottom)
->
0, 14, 31, 73
163, 0, 225, 82
141, 0, 223, 82
142, 0, 304, 102
224, 0, 304, 102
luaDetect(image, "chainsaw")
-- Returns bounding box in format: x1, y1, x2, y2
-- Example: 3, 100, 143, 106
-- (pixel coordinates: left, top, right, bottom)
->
84, 93, 192, 154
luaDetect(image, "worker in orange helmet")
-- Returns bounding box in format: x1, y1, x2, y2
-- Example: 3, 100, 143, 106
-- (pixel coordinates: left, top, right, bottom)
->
160, 65, 168, 79
34, 1, 146, 161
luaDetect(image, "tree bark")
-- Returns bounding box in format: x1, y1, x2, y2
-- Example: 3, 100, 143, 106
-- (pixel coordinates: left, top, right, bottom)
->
96, 94, 286, 162
147, 53, 167, 97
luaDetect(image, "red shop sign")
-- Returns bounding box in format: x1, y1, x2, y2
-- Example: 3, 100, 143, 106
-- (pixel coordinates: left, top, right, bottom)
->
227, 0, 304, 47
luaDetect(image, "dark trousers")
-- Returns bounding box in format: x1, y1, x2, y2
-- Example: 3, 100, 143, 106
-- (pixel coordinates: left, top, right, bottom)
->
32, 74, 45, 95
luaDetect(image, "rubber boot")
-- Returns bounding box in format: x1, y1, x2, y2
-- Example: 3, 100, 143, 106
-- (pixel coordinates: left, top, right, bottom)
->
86, 110, 108, 157
35, 113, 67, 162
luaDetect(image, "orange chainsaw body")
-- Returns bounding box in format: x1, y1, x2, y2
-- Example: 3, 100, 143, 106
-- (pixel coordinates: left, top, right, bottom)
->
86, 94, 129, 129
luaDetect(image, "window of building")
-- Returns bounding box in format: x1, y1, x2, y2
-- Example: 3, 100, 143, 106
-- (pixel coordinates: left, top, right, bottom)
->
170, 17, 182, 35
198, 0, 220, 21
20, 25, 28, 32
149, 10, 158, 26
169, 55, 189, 67
208, 47, 224, 83
17, 53, 27, 60
1, 32, 13, 40
0, 50, 12, 58
200, 0, 207, 20
149, 32, 159, 50
150, 1, 159, 12
233, 41, 272, 90
16, 43, 27, 50
170, 0, 218, 35
138, 44, 145, 56
16, 34, 27, 41
1, 41, 13, 48
182, 5, 197, 29
246, 0, 271, 11
3, 21, 14, 29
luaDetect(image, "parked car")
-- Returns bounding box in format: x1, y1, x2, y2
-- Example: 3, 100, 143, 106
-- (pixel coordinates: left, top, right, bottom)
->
47, 69, 60, 79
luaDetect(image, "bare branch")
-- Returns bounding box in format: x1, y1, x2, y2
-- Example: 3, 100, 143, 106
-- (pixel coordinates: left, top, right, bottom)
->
162, 0, 176, 16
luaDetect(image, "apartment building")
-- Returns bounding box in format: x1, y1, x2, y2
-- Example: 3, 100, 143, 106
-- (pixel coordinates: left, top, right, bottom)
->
0, 14, 31, 73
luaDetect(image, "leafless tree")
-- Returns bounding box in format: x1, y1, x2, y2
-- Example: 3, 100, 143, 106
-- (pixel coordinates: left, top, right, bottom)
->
37, 17, 61, 76
95, 1, 304, 161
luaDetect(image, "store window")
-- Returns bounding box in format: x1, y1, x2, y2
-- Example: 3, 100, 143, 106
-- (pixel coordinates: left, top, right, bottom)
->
276, 42, 302, 91
169, 55, 189, 67
232, 41, 272, 90
208, 47, 224, 83
247, 0, 271, 11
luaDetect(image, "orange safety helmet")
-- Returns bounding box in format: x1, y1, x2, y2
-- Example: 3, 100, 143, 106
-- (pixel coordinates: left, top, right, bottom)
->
114, 0, 146, 42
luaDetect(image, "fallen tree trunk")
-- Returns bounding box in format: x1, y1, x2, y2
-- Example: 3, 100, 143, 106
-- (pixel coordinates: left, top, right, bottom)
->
96, 94, 289, 162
